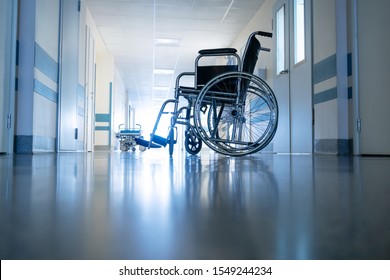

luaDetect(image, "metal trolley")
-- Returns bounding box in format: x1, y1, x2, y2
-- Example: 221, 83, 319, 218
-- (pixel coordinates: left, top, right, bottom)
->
116, 124, 160, 152
148, 31, 279, 157
116, 124, 144, 152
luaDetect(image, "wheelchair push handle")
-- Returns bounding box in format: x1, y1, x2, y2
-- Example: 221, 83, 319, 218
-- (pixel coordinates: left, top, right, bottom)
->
260, 47, 271, 52
257, 31, 273, 38
251, 31, 272, 52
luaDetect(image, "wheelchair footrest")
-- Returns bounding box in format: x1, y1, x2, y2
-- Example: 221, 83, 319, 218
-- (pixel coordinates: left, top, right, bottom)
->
151, 135, 168, 147
135, 138, 161, 148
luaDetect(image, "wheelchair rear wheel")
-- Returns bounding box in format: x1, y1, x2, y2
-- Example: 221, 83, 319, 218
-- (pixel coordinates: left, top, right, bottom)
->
194, 72, 278, 156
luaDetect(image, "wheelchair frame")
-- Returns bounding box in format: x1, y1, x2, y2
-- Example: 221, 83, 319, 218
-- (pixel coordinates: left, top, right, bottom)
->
148, 31, 279, 157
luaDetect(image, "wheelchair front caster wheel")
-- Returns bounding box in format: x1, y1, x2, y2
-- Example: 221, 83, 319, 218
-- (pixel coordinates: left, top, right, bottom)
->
185, 131, 202, 155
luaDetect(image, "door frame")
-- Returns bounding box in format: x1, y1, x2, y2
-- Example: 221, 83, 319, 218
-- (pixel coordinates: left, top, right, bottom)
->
0, 0, 18, 154
84, 26, 96, 152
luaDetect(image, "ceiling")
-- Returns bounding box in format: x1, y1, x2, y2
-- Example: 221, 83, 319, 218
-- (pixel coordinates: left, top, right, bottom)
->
85, 0, 266, 112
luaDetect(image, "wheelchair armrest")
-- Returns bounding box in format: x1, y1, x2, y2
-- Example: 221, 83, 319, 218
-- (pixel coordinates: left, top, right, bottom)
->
198, 48, 237, 55
176, 72, 195, 83
175, 72, 195, 91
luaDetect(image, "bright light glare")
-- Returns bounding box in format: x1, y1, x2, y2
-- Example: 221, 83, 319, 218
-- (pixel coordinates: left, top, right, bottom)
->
276, 5, 285, 75
294, 0, 305, 64
153, 69, 174, 75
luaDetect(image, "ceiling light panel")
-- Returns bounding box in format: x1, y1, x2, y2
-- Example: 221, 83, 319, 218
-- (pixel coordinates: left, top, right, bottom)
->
154, 38, 181, 47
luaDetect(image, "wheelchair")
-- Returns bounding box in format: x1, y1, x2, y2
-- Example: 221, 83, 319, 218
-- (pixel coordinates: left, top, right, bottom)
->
148, 31, 278, 157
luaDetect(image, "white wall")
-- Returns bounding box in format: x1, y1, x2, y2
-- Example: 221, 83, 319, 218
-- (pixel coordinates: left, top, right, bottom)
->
95, 50, 113, 147
313, 0, 351, 154
313, 0, 336, 64
112, 67, 128, 134
313, 0, 338, 144
85, 6, 128, 149
231, 0, 275, 87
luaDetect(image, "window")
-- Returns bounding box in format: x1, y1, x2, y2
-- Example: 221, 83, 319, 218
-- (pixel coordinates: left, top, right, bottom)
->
276, 5, 285, 75
294, 0, 305, 64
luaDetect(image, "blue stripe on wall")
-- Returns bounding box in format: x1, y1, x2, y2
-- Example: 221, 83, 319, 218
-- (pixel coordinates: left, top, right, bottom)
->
313, 54, 337, 84
95, 114, 110, 122
95, 126, 110, 131
35, 43, 58, 82
314, 53, 353, 104
314, 87, 337, 105
34, 79, 58, 103
347, 53, 352, 76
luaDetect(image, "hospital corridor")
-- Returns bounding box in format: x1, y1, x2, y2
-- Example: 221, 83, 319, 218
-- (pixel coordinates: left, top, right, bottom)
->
1, 0, 390, 261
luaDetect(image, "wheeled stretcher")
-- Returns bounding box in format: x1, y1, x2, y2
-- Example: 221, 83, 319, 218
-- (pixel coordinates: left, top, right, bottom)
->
116, 124, 160, 152
116, 124, 144, 152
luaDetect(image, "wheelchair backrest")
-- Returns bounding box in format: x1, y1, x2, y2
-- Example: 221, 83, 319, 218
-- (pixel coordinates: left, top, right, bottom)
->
239, 35, 262, 94
196, 65, 238, 89
242, 36, 261, 74
193, 33, 262, 93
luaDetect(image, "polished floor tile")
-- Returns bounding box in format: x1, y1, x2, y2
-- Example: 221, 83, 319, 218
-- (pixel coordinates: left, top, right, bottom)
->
1, 150, 389, 259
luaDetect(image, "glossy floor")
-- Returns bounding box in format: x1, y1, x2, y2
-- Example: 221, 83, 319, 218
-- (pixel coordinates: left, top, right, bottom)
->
1, 150, 389, 260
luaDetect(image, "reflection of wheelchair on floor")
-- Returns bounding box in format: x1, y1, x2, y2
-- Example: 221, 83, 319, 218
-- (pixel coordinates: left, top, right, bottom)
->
149, 31, 279, 157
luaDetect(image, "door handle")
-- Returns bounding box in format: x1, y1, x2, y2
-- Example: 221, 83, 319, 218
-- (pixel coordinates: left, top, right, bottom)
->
279, 69, 289, 75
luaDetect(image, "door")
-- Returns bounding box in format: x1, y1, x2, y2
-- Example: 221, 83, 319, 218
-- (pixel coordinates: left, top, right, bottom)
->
273, 0, 313, 153
85, 27, 96, 152
58, 0, 80, 151
273, 0, 290, 153
0, 0, 17, 154
354, 0, 390, 155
